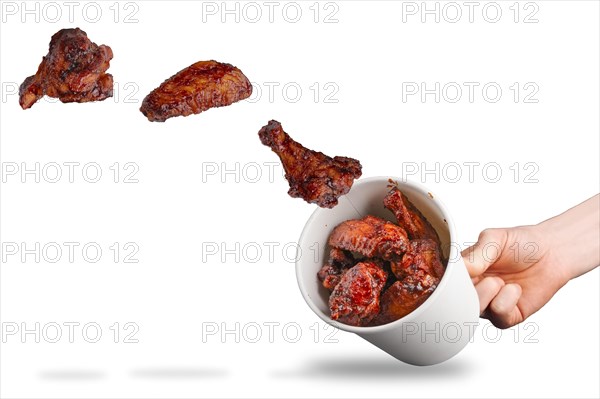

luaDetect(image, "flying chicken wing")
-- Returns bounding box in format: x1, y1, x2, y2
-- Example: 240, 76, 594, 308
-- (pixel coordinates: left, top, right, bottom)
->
140, 60, 252, 122
258, 120, 362, 208
19, 28, 113, 110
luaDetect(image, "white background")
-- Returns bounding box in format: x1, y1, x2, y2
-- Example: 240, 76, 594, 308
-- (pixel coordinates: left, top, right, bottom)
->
0, 1, 599, 398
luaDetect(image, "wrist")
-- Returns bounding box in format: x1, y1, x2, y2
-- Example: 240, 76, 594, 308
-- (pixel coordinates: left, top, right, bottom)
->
536, 195, 600, 282
534, 219, 574, 284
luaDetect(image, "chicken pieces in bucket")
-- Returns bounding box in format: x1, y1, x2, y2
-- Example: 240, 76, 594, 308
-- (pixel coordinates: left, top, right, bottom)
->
318, 185, 446, 327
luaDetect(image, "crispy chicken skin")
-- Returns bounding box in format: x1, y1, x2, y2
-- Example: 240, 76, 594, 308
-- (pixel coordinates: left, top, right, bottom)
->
383, 186, 441, 248
327, 215, 409, 260
140, 60, 252, 122
329, 261, 388, 326
258, 120, 362, 208
19, 28, 113, 110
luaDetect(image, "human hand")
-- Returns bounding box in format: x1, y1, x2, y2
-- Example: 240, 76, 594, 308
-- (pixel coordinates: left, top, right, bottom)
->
462, 226, 568, 329
462, 194, 600, 329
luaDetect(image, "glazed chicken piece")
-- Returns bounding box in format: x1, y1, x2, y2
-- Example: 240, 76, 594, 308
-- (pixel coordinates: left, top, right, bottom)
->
391, 239, 445, 281
369, 279, 435, 326
383, 186, 441, 249
19, 28, 113, 109
258, 120, 362, 208
329, 261, 388, 326
328, 215, 409, 260
140, 60, 252, 122
318, 248, 357, 291
371, 239, 444, 326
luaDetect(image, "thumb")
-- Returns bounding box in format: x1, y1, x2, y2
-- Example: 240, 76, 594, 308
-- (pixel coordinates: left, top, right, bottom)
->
462, 228, 508, 278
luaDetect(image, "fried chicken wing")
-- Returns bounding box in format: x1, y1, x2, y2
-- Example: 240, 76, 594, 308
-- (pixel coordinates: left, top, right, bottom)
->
140, 60, 252, 122
329, 261, 387, 326
391, 239, 445, 281
19, 28, 113, 110
317, 248, 357, 291
369, 279, 435, 326
328, 215, 409, 260
369, 239, 444, 326
258, 120, 362, 208
383, 186, 441, 248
